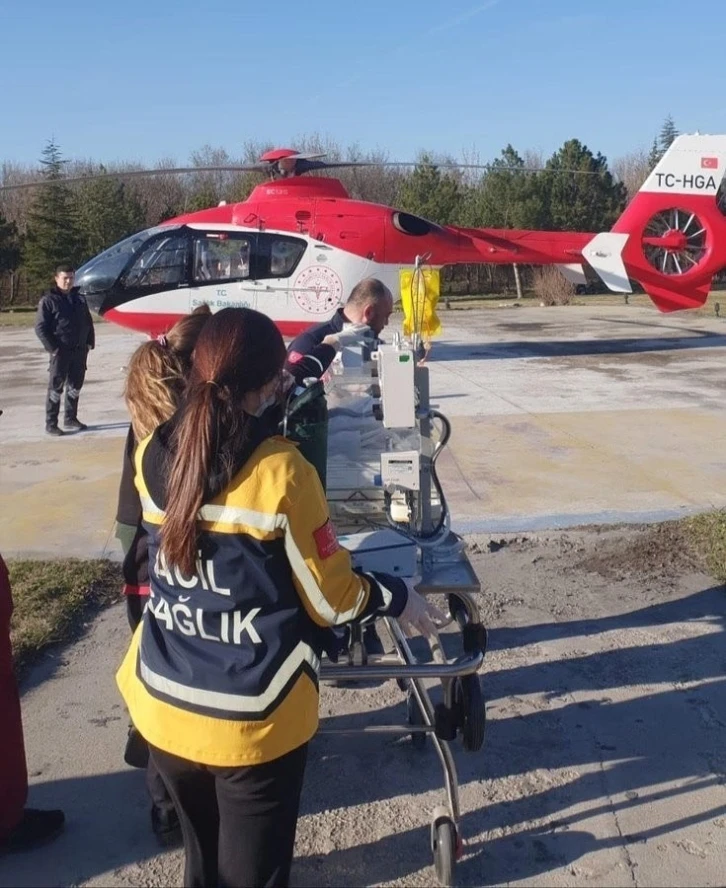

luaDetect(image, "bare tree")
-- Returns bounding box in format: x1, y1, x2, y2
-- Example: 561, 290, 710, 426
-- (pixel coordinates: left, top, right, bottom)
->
612, 149, 651, 201
532, 265, 575, 305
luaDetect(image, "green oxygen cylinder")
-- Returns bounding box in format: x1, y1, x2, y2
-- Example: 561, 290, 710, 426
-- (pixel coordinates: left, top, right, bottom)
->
281, 379, 329, 491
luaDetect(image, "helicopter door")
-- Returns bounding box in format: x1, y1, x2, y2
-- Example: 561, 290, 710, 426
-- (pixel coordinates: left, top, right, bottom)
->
189, 231, 257, 311
241, 233, 308, 318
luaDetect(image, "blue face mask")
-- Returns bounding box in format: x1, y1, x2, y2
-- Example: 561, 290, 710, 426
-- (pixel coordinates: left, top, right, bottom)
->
252, 394, 277, 417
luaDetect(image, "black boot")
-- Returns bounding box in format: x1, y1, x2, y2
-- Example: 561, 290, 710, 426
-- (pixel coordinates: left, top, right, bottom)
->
64, 389, 86, 431
151, 804, 182, 848
64, 418, 87, 431
124, 724, 150, 769
0, 808, 65, 853
45, 392, 63, 436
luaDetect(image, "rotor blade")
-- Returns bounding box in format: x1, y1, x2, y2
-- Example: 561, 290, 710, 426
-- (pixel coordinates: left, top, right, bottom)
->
294, 158, 611, 176
294, 159, 377, 173
0, 164, 271, 192
336, 161, 611, 176
0, 158, 619, 193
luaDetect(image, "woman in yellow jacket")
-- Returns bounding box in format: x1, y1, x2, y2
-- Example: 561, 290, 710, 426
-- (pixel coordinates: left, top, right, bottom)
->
116, 306, 442, 887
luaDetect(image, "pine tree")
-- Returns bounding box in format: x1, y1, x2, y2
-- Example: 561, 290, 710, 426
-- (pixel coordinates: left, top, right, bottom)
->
24, 139, 83, 293
396, 155, 462, 225
0, 210, 20, 275
540, 139, 626, 231
75, 169, 146, 261
659, 115, 679, 154
460, 144, 546, 229
0, 209, 21, 307
186, 182, 220, 214
647, 137, 661, 170
646, 117, 679, 170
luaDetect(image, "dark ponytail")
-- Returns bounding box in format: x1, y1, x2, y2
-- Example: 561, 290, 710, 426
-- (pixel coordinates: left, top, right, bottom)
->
159, 308, 286, 576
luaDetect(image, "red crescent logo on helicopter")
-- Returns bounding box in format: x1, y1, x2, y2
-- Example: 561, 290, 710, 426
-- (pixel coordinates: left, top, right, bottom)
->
292, 265, 344, 314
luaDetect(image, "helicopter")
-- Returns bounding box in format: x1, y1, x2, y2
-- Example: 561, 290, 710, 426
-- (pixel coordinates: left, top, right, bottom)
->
4, 135, 726, 338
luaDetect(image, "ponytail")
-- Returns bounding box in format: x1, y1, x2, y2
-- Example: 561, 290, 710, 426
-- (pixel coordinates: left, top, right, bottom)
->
124, 341, 184, 440
157, 306, 287, 576
159, 382, 218, 576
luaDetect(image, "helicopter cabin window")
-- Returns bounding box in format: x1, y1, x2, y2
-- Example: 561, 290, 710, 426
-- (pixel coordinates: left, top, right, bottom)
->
391, 211, 433, 236
122, 231, 190, 289
192, 233, 253, 284
257, 235, 306, 279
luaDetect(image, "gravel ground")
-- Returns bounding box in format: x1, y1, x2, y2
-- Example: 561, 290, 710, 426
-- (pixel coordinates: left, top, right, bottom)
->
2, 523, 725, 888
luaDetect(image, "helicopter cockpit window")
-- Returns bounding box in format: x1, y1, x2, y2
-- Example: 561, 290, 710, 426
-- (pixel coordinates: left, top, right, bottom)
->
391, 211, 433, 236
258, 235, 306, 279
121, 231, 190, 289
75, 226, 171, 296
192, 233, 252, 283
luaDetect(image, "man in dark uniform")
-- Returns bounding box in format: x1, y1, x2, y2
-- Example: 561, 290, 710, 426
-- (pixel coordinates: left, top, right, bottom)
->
285, 277, 393, 383
34, 265, 95, 436
285, 278, 394, 665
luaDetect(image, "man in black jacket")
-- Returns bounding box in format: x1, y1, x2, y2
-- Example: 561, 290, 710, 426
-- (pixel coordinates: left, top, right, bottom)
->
34, 265, 95, 436
285, 277, 393, 384
285, 278, 394, 668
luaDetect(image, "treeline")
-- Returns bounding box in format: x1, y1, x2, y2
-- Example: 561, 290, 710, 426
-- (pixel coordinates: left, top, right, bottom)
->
0, 118, 681, 306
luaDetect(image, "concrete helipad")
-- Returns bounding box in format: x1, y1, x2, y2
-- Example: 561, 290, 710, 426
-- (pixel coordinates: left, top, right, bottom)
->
1, 304, 726, 559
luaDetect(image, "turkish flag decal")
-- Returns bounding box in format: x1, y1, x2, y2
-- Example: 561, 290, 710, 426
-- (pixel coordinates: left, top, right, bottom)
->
701, 157, 718, 169
313, 520, 340, 559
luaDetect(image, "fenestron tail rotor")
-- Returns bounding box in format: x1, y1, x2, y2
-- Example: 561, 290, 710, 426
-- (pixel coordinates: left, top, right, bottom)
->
641, 208, 708, 276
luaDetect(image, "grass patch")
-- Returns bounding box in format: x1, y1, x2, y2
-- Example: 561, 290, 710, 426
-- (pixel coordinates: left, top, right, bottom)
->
685, 511, 726, 583
0, 308, 37, 327
7, 558, 122, 672
0, 309, 106, 328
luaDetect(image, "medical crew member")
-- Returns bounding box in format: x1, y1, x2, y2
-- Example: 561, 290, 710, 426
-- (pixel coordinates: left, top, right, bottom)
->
116, 307, 441, 887
116, 304, 211, 847
285, 277, 395, 661
285, 277, 393, 383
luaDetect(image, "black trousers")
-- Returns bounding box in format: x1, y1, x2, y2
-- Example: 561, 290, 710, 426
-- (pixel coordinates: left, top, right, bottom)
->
149, 742, 309, 888
125, 595, 177, 820
46, 346, 87, 426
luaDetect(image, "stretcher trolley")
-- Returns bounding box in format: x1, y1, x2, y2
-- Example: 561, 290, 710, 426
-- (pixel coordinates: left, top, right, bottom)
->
283, 318, 487, 888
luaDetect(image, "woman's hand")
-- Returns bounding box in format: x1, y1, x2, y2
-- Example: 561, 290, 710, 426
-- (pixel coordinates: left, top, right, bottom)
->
398, 577, 447, 638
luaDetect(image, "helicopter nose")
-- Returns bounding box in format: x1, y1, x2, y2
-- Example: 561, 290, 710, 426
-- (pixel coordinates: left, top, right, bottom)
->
84, 290, 108, 315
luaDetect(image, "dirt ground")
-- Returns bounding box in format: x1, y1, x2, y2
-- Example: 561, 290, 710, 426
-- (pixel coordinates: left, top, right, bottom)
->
2, 522, 725, 888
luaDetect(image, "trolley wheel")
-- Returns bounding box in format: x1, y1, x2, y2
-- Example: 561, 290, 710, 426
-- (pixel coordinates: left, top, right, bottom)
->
455, 674, 486, 752
431, 815, 458, 887
407, 691, 427, 750
448, 594, 468, 630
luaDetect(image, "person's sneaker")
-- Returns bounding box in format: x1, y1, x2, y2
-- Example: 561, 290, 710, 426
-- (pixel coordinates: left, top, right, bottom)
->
64, 418, 88, 431
0, 808, 65, 853
151, 805, 182, 848
45, 425, 64, 436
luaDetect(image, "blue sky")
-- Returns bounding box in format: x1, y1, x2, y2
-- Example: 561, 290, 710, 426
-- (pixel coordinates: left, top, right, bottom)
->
2, 0, 724, 170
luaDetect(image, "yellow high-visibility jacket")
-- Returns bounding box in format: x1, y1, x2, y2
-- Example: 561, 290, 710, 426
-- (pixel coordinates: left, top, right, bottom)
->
116, 426, 407, 767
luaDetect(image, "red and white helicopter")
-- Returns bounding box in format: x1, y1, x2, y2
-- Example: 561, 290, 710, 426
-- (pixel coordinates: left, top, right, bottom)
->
13, 135, 726, 337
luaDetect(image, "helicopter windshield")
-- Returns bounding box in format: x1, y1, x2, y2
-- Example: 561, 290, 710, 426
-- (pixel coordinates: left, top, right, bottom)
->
75, 225, 176, 296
